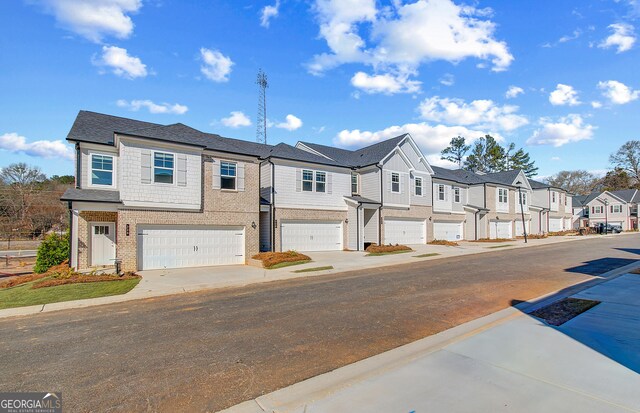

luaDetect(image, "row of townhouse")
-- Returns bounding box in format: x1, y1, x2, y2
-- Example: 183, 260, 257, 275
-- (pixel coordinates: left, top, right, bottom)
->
572, 189, 639, 230
61, 111, 574, 273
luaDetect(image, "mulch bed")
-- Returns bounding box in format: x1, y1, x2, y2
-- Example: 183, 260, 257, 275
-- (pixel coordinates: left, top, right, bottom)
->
530, 297, 601, 326
33, 274, 140, 289
428, 240, 459, 246
364, 244, 412, 253
252, 251, 311, 269
469, 238, 513, 243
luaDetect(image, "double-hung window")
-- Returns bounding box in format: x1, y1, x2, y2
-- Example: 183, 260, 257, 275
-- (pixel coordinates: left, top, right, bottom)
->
453, 187, 461, 203
551, 192, 556, 203
351, 172, 358, 195
415, 177, 423, 196
91, 154, 113, 186
315, 171, 326, 193
391, 173, 400, 193
498, 188, 508, 204
519, 191, 527, 206
611, 204, 622, 213
302, 170, 313, 192
220, 161, 237, 190
154, 152, 174, 184
592, 205, 603, 214
438, 184, 445, 201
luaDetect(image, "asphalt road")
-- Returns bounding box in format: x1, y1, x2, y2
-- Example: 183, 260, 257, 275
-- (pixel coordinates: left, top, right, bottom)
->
1, 235, 638, 412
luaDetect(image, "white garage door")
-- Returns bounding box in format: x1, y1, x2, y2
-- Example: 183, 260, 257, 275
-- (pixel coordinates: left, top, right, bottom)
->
490, 221, 513, 239
137, 225, 245, 270
433, 222, 463, 241
549, 218, 563, 232
281, 221, 342, 251
564, 218, 572, 230
515, 220, 530, 237
384, 218, 426, 245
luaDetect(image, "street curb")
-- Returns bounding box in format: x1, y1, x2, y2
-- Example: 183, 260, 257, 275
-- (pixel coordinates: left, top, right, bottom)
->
218, 259, 640, 413
0, 233, 635, 320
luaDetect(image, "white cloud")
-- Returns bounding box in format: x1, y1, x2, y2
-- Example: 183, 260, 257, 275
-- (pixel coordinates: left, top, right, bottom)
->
559, 29, 582, 44
591, 101, 603, 108
200, 48, 233, 82
221, 111, 252, 128
333, 122, 503, 162
439, 73, 455, 86
93, 45, 147, 79
308, 0, 513, 91
549, 84, 581, 106
599, 23, 636, 53
275, 114, 303, 131
597, 80, 640, 104
551, 156, 561, 161
527, 115, 595, 147
350, 71, 421, 94
505, 85, 524, 99
260, 0, 280, 28
0, 132, 74, 160
116, 99, 187, 114
417, 96, 528, 131
35, 0, 142, 43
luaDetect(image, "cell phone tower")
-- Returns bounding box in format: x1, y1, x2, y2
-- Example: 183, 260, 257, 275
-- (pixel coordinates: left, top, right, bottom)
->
256, 69, 268, 144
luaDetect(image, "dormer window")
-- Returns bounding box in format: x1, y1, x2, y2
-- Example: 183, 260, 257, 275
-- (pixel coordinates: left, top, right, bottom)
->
91, 154, 114, 186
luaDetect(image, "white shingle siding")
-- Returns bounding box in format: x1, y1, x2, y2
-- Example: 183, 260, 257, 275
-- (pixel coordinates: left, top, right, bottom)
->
260, 162, 272, 202
274, 161, 350, 210
119, 139, 201, 210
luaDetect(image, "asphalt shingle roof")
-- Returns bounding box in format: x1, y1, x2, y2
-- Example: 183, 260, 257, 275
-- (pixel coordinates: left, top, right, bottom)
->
68, 111, 161, 145
298, 134, 408, 167
610, 189, 638, 203
61, 188, 121, 203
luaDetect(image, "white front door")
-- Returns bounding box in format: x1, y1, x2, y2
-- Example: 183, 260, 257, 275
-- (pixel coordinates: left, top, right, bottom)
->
91, 223, 116, 266
138, 225, 245, 270
489, 221, 513, 239
433, 222, 463, 241
281, 221, 343, 251
384, 218, 426, 245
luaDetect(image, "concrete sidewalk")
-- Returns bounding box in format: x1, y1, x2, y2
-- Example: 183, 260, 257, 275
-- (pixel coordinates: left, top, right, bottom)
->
223, 263, 640, 413
0, 232, 632, 319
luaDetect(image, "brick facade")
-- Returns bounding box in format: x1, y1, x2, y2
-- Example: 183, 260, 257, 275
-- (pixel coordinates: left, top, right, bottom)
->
77, 211, 118, 270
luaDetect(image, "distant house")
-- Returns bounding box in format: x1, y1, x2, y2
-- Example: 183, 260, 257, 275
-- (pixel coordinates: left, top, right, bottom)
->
528, 180, 573, 234
581, 189, 639, 230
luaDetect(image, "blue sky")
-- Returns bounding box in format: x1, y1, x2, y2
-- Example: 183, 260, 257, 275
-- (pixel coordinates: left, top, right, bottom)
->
1, 0, 639, 179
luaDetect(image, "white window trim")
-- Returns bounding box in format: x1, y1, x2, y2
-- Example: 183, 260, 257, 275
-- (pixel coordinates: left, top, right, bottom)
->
453, 187, 461, 203
391, 172, 400, 193
351, 172, 359, 195
415, 177, 423, 197
153, 151, 176, 186
220, 161, 237, 191
611, 204, 623, 213
437, 184, 446, 201
88, 152, 116, 189
302, 169, 314, 192
315, 171, 326, 193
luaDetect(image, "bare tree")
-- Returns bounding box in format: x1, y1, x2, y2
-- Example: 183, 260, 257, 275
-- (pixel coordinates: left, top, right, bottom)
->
610, 140, 640, 183
544, 170, 598, 195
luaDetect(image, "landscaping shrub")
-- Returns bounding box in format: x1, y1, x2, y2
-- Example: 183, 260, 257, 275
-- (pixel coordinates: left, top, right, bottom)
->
519, 234, 547, 239
365, 243, 412, 253
547, 230, 577, 236
34, 231, 70, 273
428, 240, 459, 247
252, 251, 311, 268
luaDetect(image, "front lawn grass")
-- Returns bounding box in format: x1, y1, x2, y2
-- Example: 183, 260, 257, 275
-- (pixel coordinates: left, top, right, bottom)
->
266, 260, 311, 270
366, 250, 413, 257
0, 278, 140, 310
293, 265, 334, 273
414, 253, 440, 258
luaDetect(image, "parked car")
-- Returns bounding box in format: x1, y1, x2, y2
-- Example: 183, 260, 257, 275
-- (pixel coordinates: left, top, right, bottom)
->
598, 223, 622, 234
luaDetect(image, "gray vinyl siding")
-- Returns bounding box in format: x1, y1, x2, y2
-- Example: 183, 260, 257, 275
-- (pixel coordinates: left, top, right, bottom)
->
359, 168, 381, 202
363, 209, 379, 243
260, 162, 272, 203
399, 141, 430, 173
347, 206, 358, 250
468, 186, 485, 208
411, 173, 432, 206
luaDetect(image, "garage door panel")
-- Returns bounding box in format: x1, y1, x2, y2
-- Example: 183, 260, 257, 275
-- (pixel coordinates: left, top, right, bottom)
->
281, 221, 342, 252
490, 221, 513, 239
138, 225, 245, 270
549, 218, 563, 232
515, 220, 530, 237
384, 218, 426, 245
433, 222, 463, 241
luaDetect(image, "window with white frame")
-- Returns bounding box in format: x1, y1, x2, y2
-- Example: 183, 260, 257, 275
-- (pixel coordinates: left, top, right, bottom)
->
315, 171, 326, 193
153, 152, 174, 184
391, 173, 400, 193
220, 161, 237, 190
302, 170, 313, 191
415, 177, 423, 196
91, 154, 113, 186
564, 195, 567, 206
551, 191, 557, 203
438, 184, 445, 201
453, 187, 461, 203
611, 204, 622, 213
592, 205, 603, 214
351, 172, 358, 195
498, 188, 508, 204
519, 191, 527, 206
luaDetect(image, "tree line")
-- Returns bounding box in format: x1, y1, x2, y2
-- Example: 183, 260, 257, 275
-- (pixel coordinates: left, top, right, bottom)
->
441, 136, 640, 195
0, 163, 74, 239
